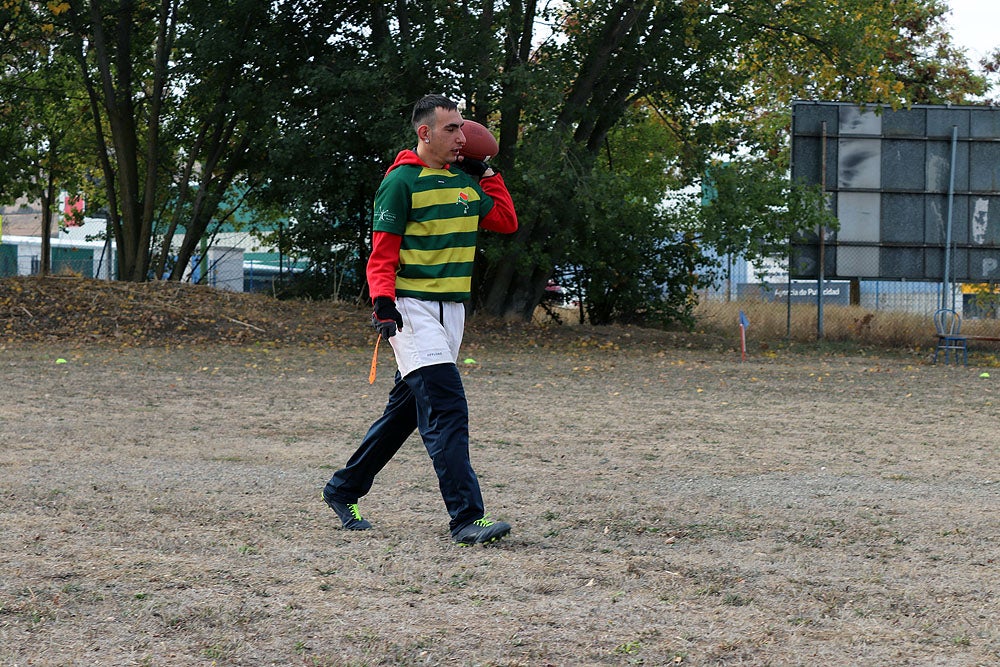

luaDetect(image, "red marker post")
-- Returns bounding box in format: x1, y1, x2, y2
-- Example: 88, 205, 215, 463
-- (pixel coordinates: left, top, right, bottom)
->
738, 310, 749, 363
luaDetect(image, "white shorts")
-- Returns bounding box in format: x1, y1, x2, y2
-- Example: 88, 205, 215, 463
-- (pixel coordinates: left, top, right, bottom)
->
388, 297, 466, 378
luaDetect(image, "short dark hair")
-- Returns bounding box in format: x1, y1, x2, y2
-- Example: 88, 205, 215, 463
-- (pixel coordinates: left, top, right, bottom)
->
411, 94, 457, 130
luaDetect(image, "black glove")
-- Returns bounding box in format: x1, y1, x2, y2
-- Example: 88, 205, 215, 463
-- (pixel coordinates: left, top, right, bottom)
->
371, 296, 403, 338
454, 156, 489, 178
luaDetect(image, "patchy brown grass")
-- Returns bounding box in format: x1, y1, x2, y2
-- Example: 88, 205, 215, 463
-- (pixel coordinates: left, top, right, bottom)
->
1, 277, 998, 666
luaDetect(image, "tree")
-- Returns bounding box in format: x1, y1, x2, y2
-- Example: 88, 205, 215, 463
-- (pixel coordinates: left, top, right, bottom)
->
20, 55, 93, 276
153, 0, 332, 283
6, 0, 985, 318
254, 0, 457, 301
253, 0, 981, 321
728, 0, 985, 108
471, 0, 761, 319
476, 0, 986, 322
43, 0, 331, 282
975, 48, 1000, 105
0, 0, 35, 207
54, 0, 180, 281
0, 1, 93, 276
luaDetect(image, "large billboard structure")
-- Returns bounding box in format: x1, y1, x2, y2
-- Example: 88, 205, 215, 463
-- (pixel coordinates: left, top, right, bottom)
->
790, 101, 1000, 286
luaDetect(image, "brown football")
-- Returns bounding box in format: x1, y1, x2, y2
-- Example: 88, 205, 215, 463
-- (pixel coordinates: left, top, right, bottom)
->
459, 120, 499, 161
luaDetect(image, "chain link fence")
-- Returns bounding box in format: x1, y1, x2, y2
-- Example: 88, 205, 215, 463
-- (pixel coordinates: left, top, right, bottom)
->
699, 277, 1000, 351
0, 243, 112, 279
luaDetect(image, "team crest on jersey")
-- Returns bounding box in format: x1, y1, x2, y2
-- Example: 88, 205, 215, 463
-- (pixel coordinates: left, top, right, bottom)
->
375, 206, 396, 224
458, 191, 470, 213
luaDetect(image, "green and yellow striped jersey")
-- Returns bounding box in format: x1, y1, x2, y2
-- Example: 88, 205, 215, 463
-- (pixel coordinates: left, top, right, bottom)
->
373, 164, 494, 301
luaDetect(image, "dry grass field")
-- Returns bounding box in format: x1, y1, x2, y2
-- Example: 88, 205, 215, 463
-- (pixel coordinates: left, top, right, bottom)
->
1, 278, 997, 666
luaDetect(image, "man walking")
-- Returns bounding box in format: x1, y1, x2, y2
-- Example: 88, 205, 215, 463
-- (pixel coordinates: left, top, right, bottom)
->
323, 94, 518, 545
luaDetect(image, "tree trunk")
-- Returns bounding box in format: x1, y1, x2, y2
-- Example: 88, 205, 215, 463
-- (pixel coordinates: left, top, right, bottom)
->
479, 210, 556, 320
481, 258, 550, 320
66, 0, 175, 282
39, 174, 53, 277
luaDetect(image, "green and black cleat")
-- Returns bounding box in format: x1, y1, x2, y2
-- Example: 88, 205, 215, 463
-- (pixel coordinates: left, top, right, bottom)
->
453, 517, 510, 546
323, 490, 372, 530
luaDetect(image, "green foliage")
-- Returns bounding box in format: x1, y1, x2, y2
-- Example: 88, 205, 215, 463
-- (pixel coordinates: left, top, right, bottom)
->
0, 0, 991, 322
568, 198, 709, 328
516, 101, 837, 328
699, 159, 837, 262
509, 0, 980, 327
558, 107, 709, 327
0, 0, 95, 276
252, 0, 455, 301
722, 0, 986, 108
153, 0, 332, 280
265, 0, 987, 324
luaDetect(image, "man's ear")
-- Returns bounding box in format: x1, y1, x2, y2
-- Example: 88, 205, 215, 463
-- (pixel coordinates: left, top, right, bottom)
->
418, 125, 431, 143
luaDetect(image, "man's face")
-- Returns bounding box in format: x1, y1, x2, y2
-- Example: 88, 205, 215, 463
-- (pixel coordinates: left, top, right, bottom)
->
421, 107, 466, 168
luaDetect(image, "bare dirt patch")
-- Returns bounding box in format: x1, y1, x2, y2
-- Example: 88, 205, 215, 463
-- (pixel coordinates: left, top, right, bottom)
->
0, 278, 997, 666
